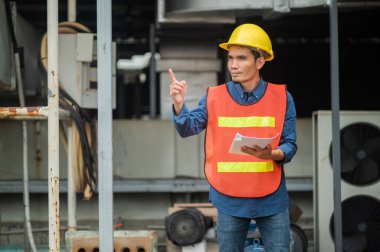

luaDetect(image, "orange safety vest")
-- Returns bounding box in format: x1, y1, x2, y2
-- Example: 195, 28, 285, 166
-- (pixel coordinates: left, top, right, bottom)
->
205, 83, 287, 198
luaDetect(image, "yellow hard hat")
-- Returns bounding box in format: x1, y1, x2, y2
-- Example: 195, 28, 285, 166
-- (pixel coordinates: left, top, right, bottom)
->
219, 23, 274, 61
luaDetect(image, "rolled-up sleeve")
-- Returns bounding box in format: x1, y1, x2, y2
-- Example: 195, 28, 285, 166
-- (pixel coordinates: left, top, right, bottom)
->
172, 96, 207, 138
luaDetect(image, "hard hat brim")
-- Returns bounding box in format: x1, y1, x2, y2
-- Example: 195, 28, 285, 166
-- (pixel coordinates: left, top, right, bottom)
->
218, 42, 274, 61
219, 42, 230, 51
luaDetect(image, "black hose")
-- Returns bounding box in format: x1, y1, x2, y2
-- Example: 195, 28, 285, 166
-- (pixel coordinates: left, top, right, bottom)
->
60, 99, 96, 189
59, 90, 97, 190
60, 87, 92, 122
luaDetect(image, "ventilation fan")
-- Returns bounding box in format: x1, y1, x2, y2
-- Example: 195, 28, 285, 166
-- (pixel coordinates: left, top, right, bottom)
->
329, 122, 380, 186
327, 122, 380, 251
329, 195, 380, 252
313, 110, 380, 252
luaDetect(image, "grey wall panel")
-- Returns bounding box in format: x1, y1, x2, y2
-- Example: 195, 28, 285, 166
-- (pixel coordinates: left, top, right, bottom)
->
0, 118, 316, 183
113, 120, 176, 178
175, 133, 201, 178
285, 118, 313, 178
0, 121, 68, 180
0, 193, 172, 223
0, 119, 313, 182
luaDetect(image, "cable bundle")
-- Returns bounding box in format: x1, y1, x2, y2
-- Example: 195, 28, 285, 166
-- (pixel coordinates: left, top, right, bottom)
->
40, 21, 97, 199
59, 87, 97, 199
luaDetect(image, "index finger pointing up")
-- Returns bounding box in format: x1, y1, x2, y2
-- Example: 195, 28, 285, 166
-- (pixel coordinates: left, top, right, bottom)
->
168, 68, 177, 82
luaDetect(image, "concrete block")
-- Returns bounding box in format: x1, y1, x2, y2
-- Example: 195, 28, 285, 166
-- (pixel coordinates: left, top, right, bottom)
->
160, 72, 217, 120
159, 39, 217, 59
65, 230, 158, 252
156, 59, 221, 72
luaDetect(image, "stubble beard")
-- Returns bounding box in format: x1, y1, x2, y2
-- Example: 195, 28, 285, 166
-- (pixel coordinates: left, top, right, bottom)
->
231, 76, 248, 84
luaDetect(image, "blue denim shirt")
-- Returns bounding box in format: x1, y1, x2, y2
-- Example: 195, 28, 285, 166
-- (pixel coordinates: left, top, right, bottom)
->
173, 80, 297, 218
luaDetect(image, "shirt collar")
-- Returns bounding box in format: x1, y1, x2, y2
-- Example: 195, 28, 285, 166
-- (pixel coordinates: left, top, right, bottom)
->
229, 79, 266, 100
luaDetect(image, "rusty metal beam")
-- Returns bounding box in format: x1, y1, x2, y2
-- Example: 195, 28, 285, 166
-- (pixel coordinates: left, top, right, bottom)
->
0, 107, 70, 120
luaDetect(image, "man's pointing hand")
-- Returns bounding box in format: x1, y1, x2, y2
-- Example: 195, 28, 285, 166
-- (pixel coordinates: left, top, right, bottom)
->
169, 68, 187, 115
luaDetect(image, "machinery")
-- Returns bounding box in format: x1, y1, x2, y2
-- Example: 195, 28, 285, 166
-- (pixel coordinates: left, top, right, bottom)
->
313, 110, 380, 252
165, 205, 308, 252
165, 208, 213, 247
0, 0, 42, 94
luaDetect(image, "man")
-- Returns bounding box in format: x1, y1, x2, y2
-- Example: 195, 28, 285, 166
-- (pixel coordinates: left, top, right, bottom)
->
169, 23, 297, 252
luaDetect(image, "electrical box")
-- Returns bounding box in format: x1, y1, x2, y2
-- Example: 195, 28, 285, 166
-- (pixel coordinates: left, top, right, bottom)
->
58, 33, 116, 109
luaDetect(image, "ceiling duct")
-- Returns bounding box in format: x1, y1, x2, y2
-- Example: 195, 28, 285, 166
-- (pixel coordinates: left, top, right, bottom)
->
157, 0, 380, 24
157, 0, 331, 24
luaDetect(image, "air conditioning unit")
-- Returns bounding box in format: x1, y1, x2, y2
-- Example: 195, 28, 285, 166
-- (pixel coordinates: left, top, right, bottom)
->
313, 110, 380, 252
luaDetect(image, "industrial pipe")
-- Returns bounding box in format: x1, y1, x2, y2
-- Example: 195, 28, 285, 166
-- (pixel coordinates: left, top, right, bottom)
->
149, 23, 157, 119
4, 0, 37, 250
68, 0, 76, 22
97, 0, 114, 250
329, 0, 343, 251
17, 52, 37, 252
47, 0, 60, 250
67, 123, 77, 231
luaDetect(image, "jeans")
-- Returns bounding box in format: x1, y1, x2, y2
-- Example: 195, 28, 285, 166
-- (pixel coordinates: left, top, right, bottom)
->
217, 208, 290, 252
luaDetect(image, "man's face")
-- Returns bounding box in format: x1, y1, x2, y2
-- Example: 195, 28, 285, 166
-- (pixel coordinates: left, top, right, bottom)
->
227, 46, 261, 84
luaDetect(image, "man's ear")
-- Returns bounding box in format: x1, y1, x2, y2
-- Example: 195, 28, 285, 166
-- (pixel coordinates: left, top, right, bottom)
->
256, 57, 265, 70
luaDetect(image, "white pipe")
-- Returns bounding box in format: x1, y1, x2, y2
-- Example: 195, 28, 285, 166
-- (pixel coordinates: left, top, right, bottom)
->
22, 121, 34, 252
47, 0, 60, 251
67, 123, 77, 231
8, 1, 36, 249
15, 51, 37, 252
68, 0, 76, 22
12, 5, 36, 248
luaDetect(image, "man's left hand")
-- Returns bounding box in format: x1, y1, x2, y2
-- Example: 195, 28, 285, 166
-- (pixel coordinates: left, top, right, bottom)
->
241, 144, 273, 160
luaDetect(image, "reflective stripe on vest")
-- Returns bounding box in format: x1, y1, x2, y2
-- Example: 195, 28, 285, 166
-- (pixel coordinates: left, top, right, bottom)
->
218, 116, 275, 128
205, 83, 287, 198
217, 161, 274, 172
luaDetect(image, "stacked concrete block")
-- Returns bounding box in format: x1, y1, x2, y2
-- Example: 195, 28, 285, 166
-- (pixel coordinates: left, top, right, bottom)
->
157, 38, 222, 120
65, 230, 158, 252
